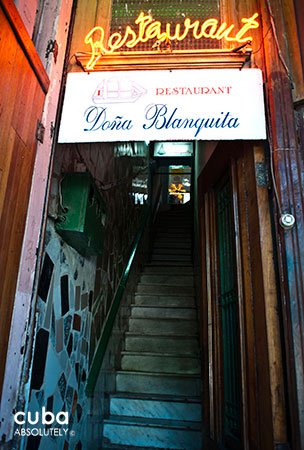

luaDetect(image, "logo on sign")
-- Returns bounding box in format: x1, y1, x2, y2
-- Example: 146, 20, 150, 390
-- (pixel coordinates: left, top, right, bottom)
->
92, 78, 146, 104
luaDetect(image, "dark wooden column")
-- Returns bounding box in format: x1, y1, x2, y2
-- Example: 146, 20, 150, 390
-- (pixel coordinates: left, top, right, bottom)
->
260, 0, 304, 448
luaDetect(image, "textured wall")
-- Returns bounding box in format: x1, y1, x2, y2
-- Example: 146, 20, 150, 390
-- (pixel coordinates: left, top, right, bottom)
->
24, 142, 149, 449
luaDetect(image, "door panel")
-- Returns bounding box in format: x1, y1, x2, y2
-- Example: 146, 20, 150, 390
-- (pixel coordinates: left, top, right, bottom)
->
215, 173, 241, 446
0, 3, 46, 392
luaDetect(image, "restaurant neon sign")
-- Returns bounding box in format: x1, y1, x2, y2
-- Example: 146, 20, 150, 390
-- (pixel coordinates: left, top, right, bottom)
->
84, 12, 260, 70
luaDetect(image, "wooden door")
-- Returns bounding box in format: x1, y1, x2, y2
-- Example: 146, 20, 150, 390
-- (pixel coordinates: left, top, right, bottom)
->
199, 142, 288, 449
215, 171, 242, 448
0, 1, 48, 393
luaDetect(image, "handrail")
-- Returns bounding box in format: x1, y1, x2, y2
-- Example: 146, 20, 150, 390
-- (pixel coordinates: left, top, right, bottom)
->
86, 205, 151, 396
152, 182, 163, 223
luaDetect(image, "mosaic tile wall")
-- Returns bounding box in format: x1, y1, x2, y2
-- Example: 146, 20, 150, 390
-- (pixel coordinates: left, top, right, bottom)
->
24, 142, 149, 449
26, 223, 96, 450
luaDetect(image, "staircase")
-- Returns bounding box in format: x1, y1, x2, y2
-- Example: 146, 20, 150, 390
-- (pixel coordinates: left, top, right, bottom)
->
102, 205, 203, 449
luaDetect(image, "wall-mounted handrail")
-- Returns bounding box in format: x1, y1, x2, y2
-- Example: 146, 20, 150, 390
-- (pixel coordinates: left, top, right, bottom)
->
152, 183, 162, 223
86, 206, 150, 396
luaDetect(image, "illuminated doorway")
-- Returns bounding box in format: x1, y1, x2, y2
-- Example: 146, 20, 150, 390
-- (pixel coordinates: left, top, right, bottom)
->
152, 141, 193, 206
168, 165, 191, 204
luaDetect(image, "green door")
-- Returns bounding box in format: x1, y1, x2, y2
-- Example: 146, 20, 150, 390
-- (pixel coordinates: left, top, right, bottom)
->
216, 173, 241, 446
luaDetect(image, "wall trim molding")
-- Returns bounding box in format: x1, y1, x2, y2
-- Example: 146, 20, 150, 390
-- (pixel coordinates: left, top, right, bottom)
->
75, 49, 251, 72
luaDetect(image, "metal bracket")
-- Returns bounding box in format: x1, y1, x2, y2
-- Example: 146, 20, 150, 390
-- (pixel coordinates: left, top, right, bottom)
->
36, 120, 45, 143
45, 39, 58, 63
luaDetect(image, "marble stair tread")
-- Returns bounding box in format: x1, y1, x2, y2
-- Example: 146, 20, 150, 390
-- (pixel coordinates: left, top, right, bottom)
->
142, 266, 194, 275
155, 220, 192, 224
124, 333, 199, 354
152, 248, 192, 256
134, 295, 195, 307
155, 222, 192, 227
153, 241, 192, 249
147, 261, 193, 267
128, 318, 198, 334
136, 284, 195, 295
139, 274, 194, 286
109, 391, 201, 402
103, 415, 202, 429
121, 350, 200, 358
155, 229, 192, 235
102, 446, 181, 450
120, 351, 200, 375
102, 445, 172, 450
109, 392, 202, 419
153, 237, 192, 243
130, 306, 196, 320
102, 416, 202, 449
116, 371, 201, 396
151, 253, 192, 261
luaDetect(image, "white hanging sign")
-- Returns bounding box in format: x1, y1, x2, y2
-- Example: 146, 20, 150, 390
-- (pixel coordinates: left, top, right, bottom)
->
58, 69, 266, 142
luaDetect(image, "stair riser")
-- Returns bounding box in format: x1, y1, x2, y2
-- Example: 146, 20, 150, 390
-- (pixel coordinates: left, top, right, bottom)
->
125, 335, 199, 354
143, 266, 193, 275
121, 354, 200, 375
103, 423, 202, 449
140, 275, 194, 286
131, 306, 196, 320
152, 248, 192, 256
153, 241, 191, 249
151, 254, 192, 262
155, 227, 192, 236
136, 285, 195, 295
110, 398, 202, 422
129, 318, 198, 335
154, 234, 192, 241
148, 261, 192, 267
156, 224, 191, 230
156, 222, 191, 227
134, 295, 195, 307
116, 373, 201, 397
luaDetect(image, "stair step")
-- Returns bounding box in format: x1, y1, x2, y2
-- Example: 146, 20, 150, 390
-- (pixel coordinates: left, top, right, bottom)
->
156, 219, 191, 224
116, 371, 201, 397
147, 261, 193, 267
103, 416, 202, 449
153, 246, 191, 256
140, 275, 193, 287
156, 224, 191, 229
153, 241, 191, 249
134, 295, 195, 308
153, 234, 191, 240
131, 306, 196, 320
109, 393, 202, 421
154, 235, 191, 242
102, 445, 163, 450
156, 224, 191, 228
125, 333, 199, 354
129, 318, 198, 335
143, 266, 193, 275
154, 232, 192, 238
136, 284, 195, 296
121, 352, 200, 374
151, 255, 192, 262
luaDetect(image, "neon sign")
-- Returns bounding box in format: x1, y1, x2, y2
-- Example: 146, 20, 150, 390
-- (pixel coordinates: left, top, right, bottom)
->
84, 12, 259, 70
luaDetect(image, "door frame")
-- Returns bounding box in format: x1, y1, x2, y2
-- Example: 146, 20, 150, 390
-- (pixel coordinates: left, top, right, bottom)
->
197, 141, 287, 449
